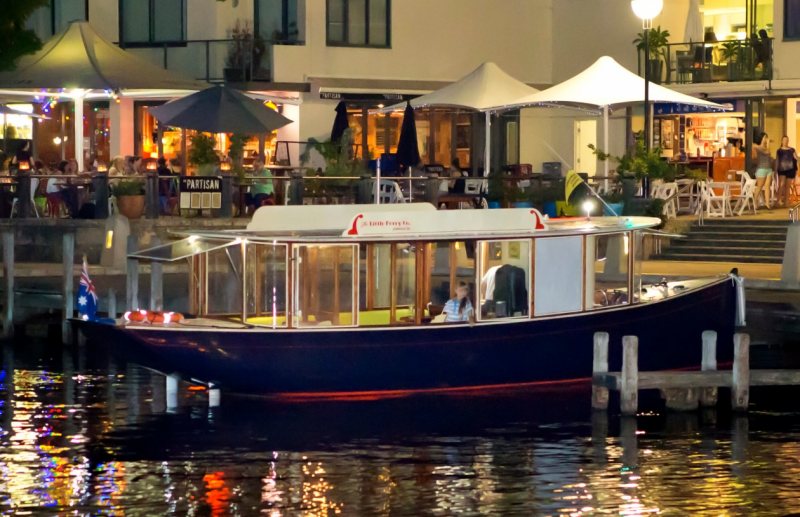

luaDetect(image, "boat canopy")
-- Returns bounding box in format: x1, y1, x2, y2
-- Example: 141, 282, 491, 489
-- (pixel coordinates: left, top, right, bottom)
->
129, 235, 239, 262
246, 203, 437, 233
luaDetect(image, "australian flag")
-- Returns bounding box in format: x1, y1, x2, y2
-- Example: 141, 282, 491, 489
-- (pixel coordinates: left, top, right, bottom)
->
77, 257, 97, 321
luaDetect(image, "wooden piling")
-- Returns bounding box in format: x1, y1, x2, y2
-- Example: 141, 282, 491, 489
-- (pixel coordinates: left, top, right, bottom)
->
62, 232, 75, 345
126, 235, 139, 310
620, 335, 638, 416
2, 231, 13, 337
166, 373, 180, 412
700, 330, 718, 406
149, 237, 163, 311
592, 332, 610, 410
731, 332, 750, 411
108, 288, 116, 319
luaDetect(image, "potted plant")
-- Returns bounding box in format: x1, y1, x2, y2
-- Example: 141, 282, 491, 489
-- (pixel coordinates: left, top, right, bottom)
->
633, 26, 670, 84
189, 133, 219, 176
224, 20, 266, 82
113, 179, 145, 219
301, 129, 366, 202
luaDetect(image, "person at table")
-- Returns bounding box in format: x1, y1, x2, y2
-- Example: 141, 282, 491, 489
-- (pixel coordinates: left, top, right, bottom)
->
246, 157, 274, 211
156, 157, 177, 215
752, 132, 774, 209
775, 136, 798, 208
442, 281, 474, 323
447, 157, 465, 193
56, 160, 79, 217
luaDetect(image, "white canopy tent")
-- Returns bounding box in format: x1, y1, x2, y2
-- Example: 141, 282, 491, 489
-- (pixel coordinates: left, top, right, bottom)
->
383, 62, 539, 176
0, 21, 205, 171
493, 56, 728, 181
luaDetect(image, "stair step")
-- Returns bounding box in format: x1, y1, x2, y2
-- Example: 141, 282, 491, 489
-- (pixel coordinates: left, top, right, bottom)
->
654, 253, 783, 264
667, 245, 784, 254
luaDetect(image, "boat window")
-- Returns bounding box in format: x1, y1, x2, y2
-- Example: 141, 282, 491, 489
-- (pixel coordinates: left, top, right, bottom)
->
477, 240, 530, 320
586, 234, 630, 310
428, 241, 475, 320
534, 236, 583, 316
245, 243, 288, 327
205, 244, 244, 316
359, 243, 417, 325
293, 244, 357, 327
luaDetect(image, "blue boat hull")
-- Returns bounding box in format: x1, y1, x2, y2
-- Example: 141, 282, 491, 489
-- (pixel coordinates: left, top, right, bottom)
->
76, 277, 738, 398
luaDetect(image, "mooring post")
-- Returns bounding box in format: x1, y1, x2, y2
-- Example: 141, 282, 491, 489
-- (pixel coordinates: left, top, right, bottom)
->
166, 373, 180, 412
621, 335, 639, 416
126, 235, 139, 310
208, 383, 221, 408
731, 333, 750, 411
620, 416, 638, 468
62, 232, 75, 345
700, 330, 718, 406
108, 288, 117, 319
2, 231, 13, 338
149, 237, 163, 311
592, 332, 610, 410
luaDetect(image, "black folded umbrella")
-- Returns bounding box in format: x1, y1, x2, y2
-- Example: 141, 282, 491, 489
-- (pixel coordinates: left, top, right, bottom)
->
396, 102, 421, 170
149, 85, 292, 134
330, 101, 349, 143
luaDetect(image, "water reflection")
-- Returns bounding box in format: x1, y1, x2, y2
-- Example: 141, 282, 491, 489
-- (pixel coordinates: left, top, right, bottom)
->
0, 342, 799, 515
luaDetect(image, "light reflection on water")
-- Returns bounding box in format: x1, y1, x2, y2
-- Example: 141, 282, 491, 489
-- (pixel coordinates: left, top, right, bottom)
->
0, 344, 799, 516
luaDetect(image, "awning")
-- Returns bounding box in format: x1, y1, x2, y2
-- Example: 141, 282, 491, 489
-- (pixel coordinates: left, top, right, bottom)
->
130, 237, 239, 262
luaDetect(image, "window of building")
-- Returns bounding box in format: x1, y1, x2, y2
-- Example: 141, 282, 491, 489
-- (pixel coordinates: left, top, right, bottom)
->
120, 0, 186, 46
256, 0, 300, 42
787, 0, 800, 39
26, 0, 87, 38
326, 0, 390, 47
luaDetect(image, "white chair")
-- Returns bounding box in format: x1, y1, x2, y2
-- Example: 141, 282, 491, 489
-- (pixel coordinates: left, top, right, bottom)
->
370, 180, 406, 203
698, 181, 729, 218
732, 178, 758, 216
655, 181, 678, 219
11, 178, 40, 218
675, 178, 697, 214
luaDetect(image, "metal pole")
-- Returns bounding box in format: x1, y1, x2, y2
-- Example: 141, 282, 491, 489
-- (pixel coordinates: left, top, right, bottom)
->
375, 157, 381, 205
603, 105, 609, 191
643, 22, 651, 152
74, 95, 84, 172
484, 111, 491, 177
2, 231, 13, 337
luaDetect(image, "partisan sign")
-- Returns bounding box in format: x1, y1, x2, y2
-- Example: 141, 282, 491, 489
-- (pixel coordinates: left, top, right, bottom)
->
180, 176, 222, 210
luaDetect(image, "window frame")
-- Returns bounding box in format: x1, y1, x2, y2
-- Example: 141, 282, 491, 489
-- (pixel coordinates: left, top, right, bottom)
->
325, 0, 391, 48
118, 0, 187, 48
51, 0, 89, 35
786, 0, 800, 40
254, 0, 300, 42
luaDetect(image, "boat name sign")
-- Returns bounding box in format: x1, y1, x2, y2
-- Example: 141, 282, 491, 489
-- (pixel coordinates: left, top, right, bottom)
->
343, 208, 547, 237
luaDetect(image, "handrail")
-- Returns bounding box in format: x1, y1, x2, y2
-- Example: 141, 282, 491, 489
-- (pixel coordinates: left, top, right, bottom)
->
790, 202, 800, 223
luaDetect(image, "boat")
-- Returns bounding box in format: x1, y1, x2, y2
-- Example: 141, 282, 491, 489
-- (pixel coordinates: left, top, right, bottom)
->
74, 204, 744, 400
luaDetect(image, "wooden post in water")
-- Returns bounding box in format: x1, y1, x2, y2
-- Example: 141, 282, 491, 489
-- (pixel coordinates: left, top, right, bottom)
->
2, 231, 13, 337
732, 333, 750, 411
126, 235, 139, 310
620, 335, 639, 416
700, 330, 718, 406
62, 232, 75, 345
149, 237, 163, 311
166, 373, 180, 412
592, 332, 610, 410
108, 288, 117, 319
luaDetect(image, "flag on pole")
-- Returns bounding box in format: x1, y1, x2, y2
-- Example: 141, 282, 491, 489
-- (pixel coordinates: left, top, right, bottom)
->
77, 256, 97, 321
564, 170, 583, 201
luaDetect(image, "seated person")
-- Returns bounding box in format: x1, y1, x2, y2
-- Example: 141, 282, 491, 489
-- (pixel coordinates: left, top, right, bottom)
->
442, 282, 474, 323
447, 157, 465, 193
246, 157, 275, 210
156, 158, 176, 214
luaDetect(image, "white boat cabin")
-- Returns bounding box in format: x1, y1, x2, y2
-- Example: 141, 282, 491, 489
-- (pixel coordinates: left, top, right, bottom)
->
130, 204, 670, 328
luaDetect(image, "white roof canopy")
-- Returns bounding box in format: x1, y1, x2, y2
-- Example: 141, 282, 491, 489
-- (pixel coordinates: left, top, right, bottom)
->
494, 56, 727, 112
383, 62, 539, 112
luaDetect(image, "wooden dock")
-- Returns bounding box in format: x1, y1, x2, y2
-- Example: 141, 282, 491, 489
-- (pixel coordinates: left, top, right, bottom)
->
592, 331, 800, 415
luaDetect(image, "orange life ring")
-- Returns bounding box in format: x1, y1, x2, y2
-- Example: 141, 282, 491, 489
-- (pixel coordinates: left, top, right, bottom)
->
123, 309, 148, 323
124, 309, 183, 324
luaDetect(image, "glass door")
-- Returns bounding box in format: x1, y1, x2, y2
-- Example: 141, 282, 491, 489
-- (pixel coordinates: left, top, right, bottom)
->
293, 244, 358, 327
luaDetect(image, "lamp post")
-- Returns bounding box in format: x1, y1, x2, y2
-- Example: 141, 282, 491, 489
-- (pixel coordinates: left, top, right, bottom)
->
631, 0, 663, 152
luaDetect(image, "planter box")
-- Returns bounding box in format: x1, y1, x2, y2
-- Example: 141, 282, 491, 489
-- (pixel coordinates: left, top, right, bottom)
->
117, 195, 145, 219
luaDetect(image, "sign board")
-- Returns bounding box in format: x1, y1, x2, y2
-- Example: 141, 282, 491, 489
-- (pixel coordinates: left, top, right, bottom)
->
179, 176, 222, 210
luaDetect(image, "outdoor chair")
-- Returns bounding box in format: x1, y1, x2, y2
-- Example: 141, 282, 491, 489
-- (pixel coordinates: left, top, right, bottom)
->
370, 180, 406, 204
697, 181, 730, 219
732, 178, 757, 216
676, 178, 698, 214
10, 178, 40, 218
654, 181, 678, 219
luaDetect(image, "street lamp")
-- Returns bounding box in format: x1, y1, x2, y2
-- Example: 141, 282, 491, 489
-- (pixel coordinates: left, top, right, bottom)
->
631, 0, 663, 152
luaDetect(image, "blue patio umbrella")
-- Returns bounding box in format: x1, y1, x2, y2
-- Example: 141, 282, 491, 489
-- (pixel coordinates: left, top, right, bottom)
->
330, 101, 349, 143
395, 102, 421, 171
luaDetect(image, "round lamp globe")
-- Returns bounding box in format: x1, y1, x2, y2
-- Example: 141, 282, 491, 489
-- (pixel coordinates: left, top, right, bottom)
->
631, 0, 663, 20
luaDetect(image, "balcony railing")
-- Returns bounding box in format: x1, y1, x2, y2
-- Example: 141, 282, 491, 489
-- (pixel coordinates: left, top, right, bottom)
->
123, 38, 304, 84
637, 38, 772, 85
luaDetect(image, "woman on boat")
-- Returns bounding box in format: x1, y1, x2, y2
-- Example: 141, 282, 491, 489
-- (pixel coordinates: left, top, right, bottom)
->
443, 282, 474, 323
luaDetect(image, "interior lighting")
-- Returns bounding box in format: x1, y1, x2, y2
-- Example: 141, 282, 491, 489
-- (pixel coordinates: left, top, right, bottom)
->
146, 161, 157, 171
105, 230, 114, 249
631, 0, 663, 23
53, 136, 62, 145
96, 163, 108, 172
18, 161, 30, 172
582, 199, 595, 220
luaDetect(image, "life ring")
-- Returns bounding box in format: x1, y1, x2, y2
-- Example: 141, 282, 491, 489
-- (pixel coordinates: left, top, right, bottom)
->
123, 309, 183, 324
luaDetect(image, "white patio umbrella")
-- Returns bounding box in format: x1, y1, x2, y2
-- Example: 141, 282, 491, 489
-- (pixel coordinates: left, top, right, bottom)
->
685, 0, 705, 44
494, 56, 728, 184
383, 62, 538, 176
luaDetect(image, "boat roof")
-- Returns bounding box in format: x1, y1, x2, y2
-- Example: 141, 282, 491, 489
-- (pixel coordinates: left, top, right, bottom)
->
130, 204, 662, 262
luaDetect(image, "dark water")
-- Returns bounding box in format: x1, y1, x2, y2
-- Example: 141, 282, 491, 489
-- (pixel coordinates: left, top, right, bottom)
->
2, 342, 800, 516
